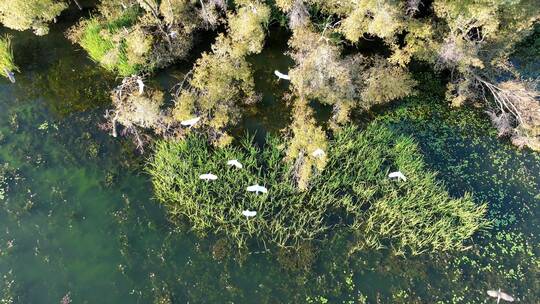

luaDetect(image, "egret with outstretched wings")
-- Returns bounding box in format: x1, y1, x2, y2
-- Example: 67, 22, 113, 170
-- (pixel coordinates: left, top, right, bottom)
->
274, 70, 290, 80
181, 117, 201, 127
487, 289, 514, 303
199, 173, 218, 181
227, 159, 243, 169
388, 171, 407, 181
247, 184, 267, 194
242, 210, 257, 217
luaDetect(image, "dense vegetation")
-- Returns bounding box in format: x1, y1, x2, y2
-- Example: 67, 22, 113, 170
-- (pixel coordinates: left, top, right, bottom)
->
148, 122, 488, 253
0, 0, 67, 35
0, 0, 537, 253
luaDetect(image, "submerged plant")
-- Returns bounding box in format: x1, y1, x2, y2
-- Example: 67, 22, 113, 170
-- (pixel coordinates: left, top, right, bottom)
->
148, 123, 488, 253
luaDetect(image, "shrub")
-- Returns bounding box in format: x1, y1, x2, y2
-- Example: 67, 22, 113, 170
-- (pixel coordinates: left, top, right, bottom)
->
71, 6, 142, 75
0, 0, 67, 35
148, 123, 488, 254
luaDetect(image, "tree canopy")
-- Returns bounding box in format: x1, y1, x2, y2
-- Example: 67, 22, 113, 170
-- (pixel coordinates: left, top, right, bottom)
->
0, 0, 67, 35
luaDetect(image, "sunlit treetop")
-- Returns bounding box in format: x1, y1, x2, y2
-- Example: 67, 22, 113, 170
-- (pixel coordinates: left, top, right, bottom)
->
0, 0, 68, 35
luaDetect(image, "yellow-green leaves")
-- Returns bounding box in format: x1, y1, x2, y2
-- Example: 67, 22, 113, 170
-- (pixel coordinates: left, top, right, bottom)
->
359, 57, 417, 108
287, 98, 328, 190
172, 2, 271, 145
340, 0, 405, 42
228, 3, 271, 56
0, 35, 18, 81
0, 0, 67, 35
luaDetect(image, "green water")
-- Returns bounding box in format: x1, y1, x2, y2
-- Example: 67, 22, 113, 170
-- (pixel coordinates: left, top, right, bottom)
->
0, 20, 539, 304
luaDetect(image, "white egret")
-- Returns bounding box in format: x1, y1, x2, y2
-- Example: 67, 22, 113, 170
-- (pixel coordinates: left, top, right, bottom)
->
274, 70, 291, 80
136, 77, 144, 95
227, 159, 243, 169
246, 184, 268, 194
311, 148, 325, 158
487, 289, 514, 303
199, 173, 218, 181
242, 210, 257, 217
181, 117, 201, 127
388, 171, 407, 182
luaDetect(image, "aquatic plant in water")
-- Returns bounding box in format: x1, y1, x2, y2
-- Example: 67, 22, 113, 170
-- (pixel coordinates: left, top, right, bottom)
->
0, 35, 18, 83
148, 123, 488, 253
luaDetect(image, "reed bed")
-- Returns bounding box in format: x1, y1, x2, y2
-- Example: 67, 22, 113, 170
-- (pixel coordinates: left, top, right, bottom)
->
148, 124, 488, 254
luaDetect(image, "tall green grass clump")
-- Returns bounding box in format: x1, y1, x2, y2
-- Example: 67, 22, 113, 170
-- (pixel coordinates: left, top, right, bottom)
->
68, 6, 142, 76
148, 124, 488, 254
0, 35, 19, 80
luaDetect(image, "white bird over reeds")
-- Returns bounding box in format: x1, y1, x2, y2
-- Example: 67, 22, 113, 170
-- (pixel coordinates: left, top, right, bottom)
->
246, 184, 268, 194
274, 70, 291, 80
181, 117, 201, 127
227, 159, 243, 169
199, 173, 218, 181
136, 77, 144, 95
388, 171, 407, 181
311, 148, 325, 158
242, 210, 257, 217
487, 289, 514, 303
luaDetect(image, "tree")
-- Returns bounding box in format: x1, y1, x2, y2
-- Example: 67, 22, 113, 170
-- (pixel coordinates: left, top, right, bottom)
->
0, 0, 67, 35
68, 0, 207, 75
286, 98, 328, 190
171, 1, 271, 146
274, 0, 540, 151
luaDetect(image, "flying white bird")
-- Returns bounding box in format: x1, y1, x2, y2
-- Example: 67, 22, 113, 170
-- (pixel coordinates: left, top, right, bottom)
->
181, 117, 201, 127
242, 210, 257, 217
388, 171, 407, 181
274, 70, 291, 80
487, 289, 514, 303
136, 77, 144, 95
227, 159, 243, 169
246, 184, 268, 194
311, 148, 325, 158
199, 173, 218, 181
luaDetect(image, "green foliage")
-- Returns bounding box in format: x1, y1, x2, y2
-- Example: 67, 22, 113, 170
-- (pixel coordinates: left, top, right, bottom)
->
286, 98, 328, 190
338, 0, 405, 41
148, 123, 488, 253
69, 0, 199, 76
172, 2, 271, 144
0, 0, 67, 35
172, 35, 257, 141
359, 56, 417, 108
71, 6, 142, 75
288, 26, 416, 127
274, 0, 540, 151
0, 35, 18, 79
227, 3, 271, 56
